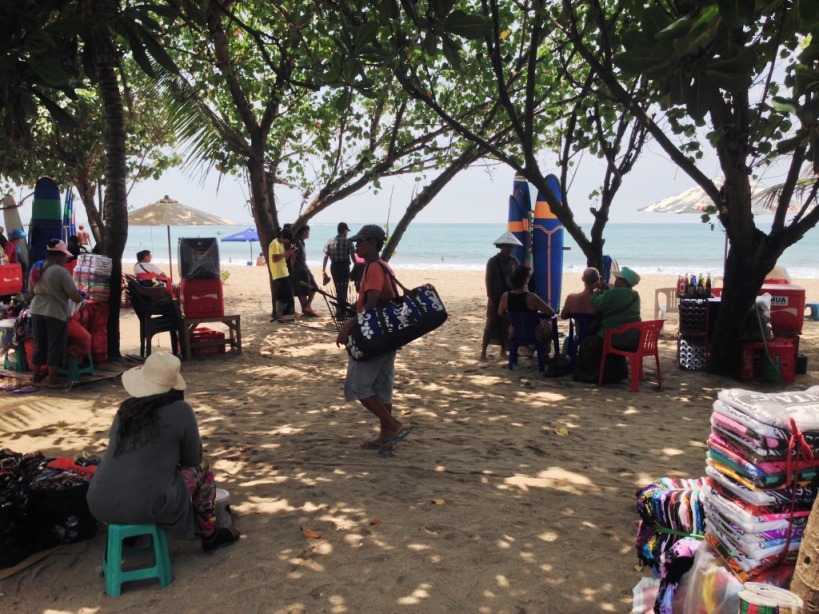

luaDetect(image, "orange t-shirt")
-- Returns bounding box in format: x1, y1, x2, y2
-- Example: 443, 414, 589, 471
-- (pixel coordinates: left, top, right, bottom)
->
356, 260, 397, 311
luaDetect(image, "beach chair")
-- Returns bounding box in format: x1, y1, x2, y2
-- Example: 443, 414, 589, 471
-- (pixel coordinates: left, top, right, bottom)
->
506, 311, 551, 373
563, 313, 598, 371
125, 275, 186, 358
598, 319, 664, 392
653, 288, 679, 326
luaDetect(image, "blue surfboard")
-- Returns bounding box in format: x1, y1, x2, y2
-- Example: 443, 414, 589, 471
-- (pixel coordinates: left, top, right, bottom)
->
28, 177, 64, 263
507, 175, 532, 266
532, 175, 565, 311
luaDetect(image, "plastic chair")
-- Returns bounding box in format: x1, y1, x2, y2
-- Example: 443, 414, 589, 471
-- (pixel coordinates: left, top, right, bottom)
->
125, 275, 186, 358
506, 311, 550, 373
654, 288, 679, 323
598, 319, 665, 392
102, 523, 173, 596
563, 313, 598, 371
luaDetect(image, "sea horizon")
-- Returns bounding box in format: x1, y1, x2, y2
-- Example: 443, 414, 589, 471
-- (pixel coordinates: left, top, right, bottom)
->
118, 222, 819, 279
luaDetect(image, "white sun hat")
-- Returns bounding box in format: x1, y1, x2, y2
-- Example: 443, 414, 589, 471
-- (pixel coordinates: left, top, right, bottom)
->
492, 231, 523, 246
121, 352, 187, 398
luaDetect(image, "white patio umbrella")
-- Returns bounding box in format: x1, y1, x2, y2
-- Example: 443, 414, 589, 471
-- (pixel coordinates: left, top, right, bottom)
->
128, 195, 234, 283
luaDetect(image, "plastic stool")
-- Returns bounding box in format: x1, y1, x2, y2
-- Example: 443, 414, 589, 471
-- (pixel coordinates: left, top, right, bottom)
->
3, 346, 26, 372
806, 303, 819, 322
59, 354, 95, 382
102, 523, 173, 596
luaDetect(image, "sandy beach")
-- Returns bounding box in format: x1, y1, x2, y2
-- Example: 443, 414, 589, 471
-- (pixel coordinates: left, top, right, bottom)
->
2, 265, 819, 613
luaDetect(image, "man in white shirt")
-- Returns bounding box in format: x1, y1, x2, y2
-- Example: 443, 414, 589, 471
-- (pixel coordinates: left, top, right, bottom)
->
134, 250, 164, 276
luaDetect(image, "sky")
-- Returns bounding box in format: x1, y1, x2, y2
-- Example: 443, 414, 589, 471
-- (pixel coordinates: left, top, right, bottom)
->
5, 137, 785, 228
119, 140, 725, 228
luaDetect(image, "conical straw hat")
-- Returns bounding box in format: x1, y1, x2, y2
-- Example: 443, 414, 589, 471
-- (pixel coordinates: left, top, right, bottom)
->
493, 231, 522, 246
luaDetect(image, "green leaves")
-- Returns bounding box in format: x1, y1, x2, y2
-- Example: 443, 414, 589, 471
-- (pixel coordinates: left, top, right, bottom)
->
443, 10, 491, 40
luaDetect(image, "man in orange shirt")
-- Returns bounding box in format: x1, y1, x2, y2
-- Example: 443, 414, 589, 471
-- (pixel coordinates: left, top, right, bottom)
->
337, 225, 411, 452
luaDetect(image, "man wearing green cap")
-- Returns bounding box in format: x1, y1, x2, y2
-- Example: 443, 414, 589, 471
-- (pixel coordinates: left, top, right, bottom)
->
575, 266, 642, 383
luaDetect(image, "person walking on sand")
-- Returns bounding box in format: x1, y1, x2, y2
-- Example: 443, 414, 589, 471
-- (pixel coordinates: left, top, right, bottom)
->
268, 228, 297, 322
292, 225, 318, 317
336, 224, 411, 451
77, 225, 91, 247
560, 267, 600, 319
322, 222, 356, 316
480, 231, 521, 362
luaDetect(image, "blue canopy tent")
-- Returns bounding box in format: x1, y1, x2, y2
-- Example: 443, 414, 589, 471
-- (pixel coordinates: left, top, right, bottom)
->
221, 228, 260, 265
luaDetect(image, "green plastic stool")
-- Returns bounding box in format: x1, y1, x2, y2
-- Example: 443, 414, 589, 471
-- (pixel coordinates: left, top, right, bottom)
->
102, 523, 173, 596
3, 346, 26, 372
59, 354, 95, 382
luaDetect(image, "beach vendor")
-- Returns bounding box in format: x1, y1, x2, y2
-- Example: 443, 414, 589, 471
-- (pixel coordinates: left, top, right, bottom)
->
480, 231, 520, 362
336, 224, 411, 451
268, 228, 297, 322
574, 266, 642, 384
29, 239, 83, 387
86, 352, 240, 552
322, 222, 356, 316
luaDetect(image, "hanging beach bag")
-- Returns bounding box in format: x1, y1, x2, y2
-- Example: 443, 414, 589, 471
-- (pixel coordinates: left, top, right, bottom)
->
346, 262, 448, 361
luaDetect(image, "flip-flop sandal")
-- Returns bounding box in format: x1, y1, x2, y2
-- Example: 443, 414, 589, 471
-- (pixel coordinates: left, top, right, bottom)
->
360, 440, 382, 450
379, 425, 413, 452
12, 384, 38, 394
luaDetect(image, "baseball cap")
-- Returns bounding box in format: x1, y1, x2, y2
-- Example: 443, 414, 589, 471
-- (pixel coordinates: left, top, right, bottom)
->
612, 266, 641, 287
46, 239, 72, 257
349, 224, 386, 243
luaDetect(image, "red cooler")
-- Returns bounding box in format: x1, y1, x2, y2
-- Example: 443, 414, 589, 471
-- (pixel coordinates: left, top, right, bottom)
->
180, 278, 224, 318
760, 284, 805, 334
0, 263, 23, 295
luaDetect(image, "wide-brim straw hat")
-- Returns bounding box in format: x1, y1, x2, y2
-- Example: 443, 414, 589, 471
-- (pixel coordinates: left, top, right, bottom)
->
121, 352, 186, 398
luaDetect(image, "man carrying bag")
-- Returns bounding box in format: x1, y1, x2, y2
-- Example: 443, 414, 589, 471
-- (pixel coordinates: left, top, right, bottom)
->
337, 225, 412, 453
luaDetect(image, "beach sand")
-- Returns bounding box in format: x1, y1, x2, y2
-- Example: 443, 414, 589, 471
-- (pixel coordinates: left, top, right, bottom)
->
2, 265, 819, 613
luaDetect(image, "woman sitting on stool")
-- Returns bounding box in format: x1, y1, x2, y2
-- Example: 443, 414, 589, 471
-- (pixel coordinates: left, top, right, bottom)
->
87, 352, 240, 552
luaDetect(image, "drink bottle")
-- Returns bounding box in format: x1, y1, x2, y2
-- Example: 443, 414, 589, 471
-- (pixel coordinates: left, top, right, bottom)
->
683, 273, 690, 296
705, 273, 712, 297
697, 273, 705, 296
676, 275, 684, 297
690, 273, 697, 296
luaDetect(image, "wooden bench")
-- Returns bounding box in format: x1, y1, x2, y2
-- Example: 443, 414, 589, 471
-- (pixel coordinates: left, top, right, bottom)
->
183, 315, 242, 360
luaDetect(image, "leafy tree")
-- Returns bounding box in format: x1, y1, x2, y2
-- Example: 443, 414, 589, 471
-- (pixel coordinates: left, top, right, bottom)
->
561, 0, 819, 375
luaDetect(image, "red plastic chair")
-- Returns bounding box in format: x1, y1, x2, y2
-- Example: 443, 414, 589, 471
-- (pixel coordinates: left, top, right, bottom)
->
598, 319, 665, 392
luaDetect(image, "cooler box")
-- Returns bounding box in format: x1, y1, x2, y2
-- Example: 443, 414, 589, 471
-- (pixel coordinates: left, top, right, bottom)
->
178, 237, 220, 280
740, 337, 796, 384
0, 263, 23, 295
180, 278, 224, 318
760, 283, 805, 335
191, 327, 226, 357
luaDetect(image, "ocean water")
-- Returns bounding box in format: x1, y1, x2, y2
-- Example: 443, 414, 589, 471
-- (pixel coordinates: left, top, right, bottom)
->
124, 222, 819, 279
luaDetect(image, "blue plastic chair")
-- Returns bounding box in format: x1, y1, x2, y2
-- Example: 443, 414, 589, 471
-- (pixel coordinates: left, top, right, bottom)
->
563, 313, 599, 371
506, 311, 550, 373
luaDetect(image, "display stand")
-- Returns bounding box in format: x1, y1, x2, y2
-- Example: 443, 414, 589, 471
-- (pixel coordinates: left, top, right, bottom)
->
183, 315, 241, 360
677, 297, 712, 370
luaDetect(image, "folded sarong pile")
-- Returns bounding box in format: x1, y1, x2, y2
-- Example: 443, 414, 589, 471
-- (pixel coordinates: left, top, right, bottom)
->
635, 478, 705, 571
704, 386, 819, 582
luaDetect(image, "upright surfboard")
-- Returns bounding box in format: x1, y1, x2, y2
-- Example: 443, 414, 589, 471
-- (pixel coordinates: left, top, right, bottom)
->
2, 194, 30, 268
532, 175, 565, 311
507, 174, 532, 266
29, 177, 64, 264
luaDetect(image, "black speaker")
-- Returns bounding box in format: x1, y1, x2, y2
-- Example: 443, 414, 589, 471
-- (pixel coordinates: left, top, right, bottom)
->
178, 237, 220, 280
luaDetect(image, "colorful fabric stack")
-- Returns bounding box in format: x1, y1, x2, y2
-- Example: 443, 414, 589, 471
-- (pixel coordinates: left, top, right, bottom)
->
704, 386, 819, 582
635, 477, 706, 571
73, 254, 112, 302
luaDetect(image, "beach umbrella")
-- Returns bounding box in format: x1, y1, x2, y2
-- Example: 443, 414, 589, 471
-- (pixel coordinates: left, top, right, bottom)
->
640, 177, 799, 267
128, 195, 234, 282
221, 228, 260, 263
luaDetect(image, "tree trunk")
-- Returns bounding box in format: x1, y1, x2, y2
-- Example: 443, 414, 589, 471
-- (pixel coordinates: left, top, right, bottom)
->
96, 45, 128, 359
791, 495, 819, 611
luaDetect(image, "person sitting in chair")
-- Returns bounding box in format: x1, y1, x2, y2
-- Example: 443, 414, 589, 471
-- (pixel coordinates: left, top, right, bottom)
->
498, 266, 556, 346
134, 250, 164, 276
560, 267, 600, 319
574, 266, 642, 384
